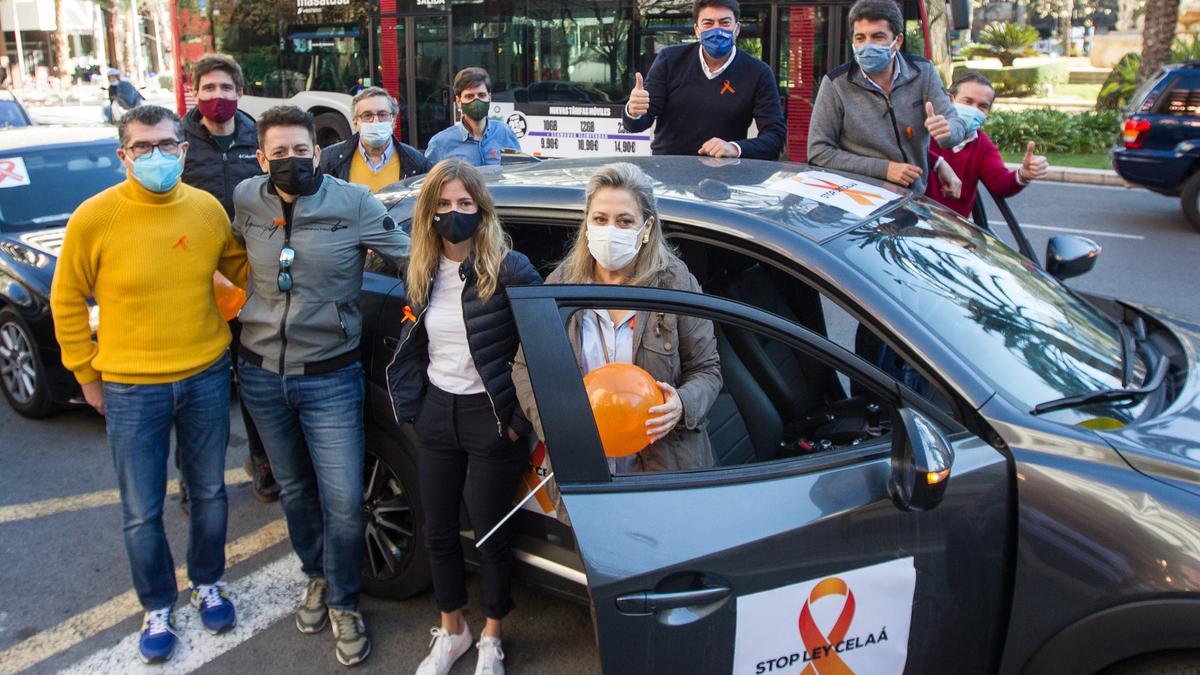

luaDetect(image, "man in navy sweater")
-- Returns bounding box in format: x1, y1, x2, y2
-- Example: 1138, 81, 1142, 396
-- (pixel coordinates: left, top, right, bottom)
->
623, 0, 785, 160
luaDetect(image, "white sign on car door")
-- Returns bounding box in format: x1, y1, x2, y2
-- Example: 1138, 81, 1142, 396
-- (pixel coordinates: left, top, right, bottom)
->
732, 557, 916, 674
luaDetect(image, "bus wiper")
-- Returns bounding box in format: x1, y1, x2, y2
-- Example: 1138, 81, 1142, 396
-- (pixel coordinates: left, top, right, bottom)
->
1031, 355, 1169, 416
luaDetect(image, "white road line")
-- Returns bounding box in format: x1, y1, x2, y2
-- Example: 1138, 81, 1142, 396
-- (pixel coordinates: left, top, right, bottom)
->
988, 221, 1145, 241
0, 469, 250, 525
59, 555, 306, 675
0, 519, 287, 675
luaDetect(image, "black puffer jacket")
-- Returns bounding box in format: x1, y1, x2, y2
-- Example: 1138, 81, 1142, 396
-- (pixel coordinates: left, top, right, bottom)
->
181, 108, 262, 218
386, 251, 542, 436
319, 133, 431, 182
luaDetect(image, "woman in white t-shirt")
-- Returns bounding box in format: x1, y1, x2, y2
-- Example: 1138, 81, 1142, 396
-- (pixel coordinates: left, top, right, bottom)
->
385, 159, 541, 675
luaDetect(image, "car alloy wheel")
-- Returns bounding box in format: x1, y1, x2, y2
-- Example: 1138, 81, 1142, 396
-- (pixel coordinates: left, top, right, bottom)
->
362, 448, 418, 581
0, 319, 37, 406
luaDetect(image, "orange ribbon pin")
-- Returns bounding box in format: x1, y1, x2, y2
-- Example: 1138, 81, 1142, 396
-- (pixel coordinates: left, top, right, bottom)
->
720, 79, 735, 95
800, 177, 884, 207
273, 217, 286, 227
402, 305, 417, 323
798, 577, 856, 675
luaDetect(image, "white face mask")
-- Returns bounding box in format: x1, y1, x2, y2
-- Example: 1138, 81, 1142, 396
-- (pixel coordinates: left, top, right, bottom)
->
359, 121, 393, 148
587, 221, 647, 272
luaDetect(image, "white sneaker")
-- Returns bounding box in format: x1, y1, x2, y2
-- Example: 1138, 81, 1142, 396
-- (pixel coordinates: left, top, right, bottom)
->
415, 625, 473, 675
474, 637, 505, 675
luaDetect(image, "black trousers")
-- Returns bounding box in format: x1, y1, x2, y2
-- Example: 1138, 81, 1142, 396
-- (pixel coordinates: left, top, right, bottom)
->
416, 385, 526, 620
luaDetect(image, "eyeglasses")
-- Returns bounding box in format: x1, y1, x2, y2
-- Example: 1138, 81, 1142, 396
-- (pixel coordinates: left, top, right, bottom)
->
277, 246, 295, 292
125, 140, 181, 158
356, 112, 395, 123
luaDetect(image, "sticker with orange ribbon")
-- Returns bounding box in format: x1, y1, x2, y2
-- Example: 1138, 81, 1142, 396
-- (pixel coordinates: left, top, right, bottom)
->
0, 157, 31, 188
771, 170, 903, 219
732, 558, 915, 674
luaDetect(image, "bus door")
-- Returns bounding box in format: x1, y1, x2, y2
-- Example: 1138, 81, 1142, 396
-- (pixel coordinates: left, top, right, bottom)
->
381, 1, 453, 149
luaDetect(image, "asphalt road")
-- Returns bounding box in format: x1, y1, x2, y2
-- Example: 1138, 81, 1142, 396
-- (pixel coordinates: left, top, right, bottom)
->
0, 177, 1193, 675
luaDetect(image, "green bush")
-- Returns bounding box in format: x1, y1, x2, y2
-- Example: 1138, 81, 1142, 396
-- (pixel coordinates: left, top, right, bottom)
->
984, 108, 1122, 154
960, 23, 1041, 67
952, 62, 1069, 97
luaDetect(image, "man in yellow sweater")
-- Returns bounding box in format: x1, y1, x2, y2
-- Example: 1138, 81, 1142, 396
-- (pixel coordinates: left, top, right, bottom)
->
318, 86, 430, 193
49, 105, 249, 665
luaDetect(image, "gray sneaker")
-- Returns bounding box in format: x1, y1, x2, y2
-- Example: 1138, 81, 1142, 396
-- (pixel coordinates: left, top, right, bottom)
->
330, 608, 371, 667
295, 578, 329, 634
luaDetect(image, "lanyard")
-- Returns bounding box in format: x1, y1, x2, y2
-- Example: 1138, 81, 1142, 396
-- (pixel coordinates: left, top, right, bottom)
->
594, 311, 634, 365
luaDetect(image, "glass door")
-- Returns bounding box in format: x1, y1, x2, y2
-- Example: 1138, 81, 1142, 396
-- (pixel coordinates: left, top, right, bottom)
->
394, 13, 452, 150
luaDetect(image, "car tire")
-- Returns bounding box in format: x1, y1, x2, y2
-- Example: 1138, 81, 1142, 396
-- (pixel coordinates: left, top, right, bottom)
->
1181, 171, 1200, 232
314, 111, 351, 148
1103, 650, 1200, 674
0, 307, 57, 418
361, 423, 432, 600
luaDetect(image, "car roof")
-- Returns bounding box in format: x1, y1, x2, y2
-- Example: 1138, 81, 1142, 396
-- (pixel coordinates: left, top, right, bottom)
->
0, 125, 118, 152
400, 156, 912, 244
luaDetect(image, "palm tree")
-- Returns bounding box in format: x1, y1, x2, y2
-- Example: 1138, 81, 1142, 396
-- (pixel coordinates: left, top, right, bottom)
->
53, 0, 71, 84
1139, 0, 1182, 82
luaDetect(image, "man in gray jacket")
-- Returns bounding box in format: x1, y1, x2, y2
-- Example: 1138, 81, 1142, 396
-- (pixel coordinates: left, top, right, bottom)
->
807, 0, 963, 194
231, 105, 409, 667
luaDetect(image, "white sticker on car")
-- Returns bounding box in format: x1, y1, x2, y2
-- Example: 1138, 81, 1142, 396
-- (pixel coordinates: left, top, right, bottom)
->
733, 557, 916, 675
0, 157, 31, 188
769, 171, 902, 219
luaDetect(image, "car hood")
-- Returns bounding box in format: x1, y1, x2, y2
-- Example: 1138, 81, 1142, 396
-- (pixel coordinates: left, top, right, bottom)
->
0, 227, 62, 293
1101, 303, 1200, 497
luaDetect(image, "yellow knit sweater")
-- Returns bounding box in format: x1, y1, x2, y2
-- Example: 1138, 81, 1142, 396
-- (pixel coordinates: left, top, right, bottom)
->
348, 147, 401, 193
50, 176, 248, 385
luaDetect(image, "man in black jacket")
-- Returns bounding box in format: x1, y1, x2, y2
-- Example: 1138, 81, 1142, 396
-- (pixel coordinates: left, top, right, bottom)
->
622, 0, 785, 159
318, 87, 430, 192
181, 53, 280, 504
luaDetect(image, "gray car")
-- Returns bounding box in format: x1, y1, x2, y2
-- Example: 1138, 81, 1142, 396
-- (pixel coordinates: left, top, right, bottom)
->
362, 157, 1198, 674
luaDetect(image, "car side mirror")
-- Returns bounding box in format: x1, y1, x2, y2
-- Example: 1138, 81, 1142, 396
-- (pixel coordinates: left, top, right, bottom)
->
888, 407, 955, 512
1045, 235, 1100, 280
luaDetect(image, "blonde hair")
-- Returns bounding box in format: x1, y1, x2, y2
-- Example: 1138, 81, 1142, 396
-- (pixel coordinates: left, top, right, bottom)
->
558, 162, 677, 285
407, 159, 511, 305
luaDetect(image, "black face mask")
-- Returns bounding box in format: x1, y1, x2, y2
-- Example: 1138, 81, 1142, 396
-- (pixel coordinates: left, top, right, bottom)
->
268, 156, 322, 196
432, 209, 482, 244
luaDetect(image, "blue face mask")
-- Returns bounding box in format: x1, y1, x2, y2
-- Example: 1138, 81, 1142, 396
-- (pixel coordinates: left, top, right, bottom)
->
130, 148, 183, 193
700, 27, 735, 60
853, 38, 896, 74
954, 103, 986, 134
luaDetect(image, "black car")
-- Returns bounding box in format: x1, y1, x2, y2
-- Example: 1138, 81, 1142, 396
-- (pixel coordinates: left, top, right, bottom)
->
0, 127, 124, 416
359, 157, 1200, 674
1112, 61, 1200, 230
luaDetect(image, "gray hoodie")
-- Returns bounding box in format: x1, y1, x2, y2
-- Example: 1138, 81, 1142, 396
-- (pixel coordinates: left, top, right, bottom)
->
232, 174, 410, 374
807, 53, 963, 194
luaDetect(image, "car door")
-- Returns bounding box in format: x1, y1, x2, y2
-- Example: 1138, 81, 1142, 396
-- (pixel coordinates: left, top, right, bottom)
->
509, 283, 1015, 675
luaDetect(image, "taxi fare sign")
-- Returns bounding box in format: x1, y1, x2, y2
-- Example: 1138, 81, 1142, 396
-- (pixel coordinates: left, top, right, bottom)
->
732, 557, 916, 675
490, 102, 652, 159
770, 171, 902, 219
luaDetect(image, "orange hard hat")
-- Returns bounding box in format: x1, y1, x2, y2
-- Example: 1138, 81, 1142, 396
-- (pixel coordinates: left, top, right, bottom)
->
582, 362, 665, 458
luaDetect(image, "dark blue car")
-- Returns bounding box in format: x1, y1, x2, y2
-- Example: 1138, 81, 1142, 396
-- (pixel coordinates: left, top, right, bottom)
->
1112, 61, 1200, 229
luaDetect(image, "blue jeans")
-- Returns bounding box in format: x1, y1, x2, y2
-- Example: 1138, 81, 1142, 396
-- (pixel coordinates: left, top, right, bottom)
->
104, 354, 231, 611
236, 359, 365, 610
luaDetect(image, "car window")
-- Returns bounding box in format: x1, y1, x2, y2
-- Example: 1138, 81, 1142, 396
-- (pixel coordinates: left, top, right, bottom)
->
557, 307, 896, 477
1158, 74, 1200, 116
0, 144, 124, 232
0, 100, 30, 127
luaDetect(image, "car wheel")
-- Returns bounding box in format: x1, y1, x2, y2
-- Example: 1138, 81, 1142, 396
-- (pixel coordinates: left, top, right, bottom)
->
314, 112, 351, 148
1102, 650, 1200, 674
361, 424, 431, 600
0, 307, 56, 418
1181, 171, 1200, 232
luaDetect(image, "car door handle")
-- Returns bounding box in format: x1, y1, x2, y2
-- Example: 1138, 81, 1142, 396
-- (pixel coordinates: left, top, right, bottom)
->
615, 586, 731, 615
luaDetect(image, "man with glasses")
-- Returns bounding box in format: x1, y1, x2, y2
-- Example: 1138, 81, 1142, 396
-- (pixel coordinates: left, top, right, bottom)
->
622, 0, 785, 159
50, 104, 246, 664
319, 86, 430, 193
425, 67, 521, 165
231, 105, 410, 667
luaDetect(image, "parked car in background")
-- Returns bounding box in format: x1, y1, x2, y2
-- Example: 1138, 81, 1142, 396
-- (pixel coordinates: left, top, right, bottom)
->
0, 91, 33, 128
1112, 61, 1200, 230
0, 127, 123, 417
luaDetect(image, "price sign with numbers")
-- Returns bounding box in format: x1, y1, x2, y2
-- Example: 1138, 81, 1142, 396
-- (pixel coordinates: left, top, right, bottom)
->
490, 102, 652, 159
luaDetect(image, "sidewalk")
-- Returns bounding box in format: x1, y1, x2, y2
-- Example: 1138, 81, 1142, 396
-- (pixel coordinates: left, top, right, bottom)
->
1003, 162, 1127, 187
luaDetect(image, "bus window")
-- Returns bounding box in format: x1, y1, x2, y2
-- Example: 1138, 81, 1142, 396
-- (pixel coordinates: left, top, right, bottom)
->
283, 25, 370, 96
778, 5, 842, 161
210, 0, 284, 98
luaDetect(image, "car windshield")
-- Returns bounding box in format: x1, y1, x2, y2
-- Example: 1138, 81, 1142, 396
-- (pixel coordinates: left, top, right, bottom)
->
0, 100, 29, 127
826, 201, 1149, 424
0, 143, 124, 232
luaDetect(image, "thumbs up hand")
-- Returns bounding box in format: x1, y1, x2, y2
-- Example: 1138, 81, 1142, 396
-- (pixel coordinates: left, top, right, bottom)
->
627, 72, 650, 118
924, 101, 952, 144
1019, 141, 1048, 182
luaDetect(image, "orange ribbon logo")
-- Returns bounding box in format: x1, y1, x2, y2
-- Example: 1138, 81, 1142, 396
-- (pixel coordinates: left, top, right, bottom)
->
172, 235, 188, 250
797, 577, 857, 675
720, 79, 735, 95
799, 178, 884, 207
273, 217, 286, 227
402, 305, 417, 323
513, 441, 555, 513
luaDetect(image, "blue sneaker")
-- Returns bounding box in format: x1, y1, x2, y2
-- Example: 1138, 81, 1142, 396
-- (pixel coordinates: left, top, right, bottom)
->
190, 582, 237, 635
138, 607, 179, 664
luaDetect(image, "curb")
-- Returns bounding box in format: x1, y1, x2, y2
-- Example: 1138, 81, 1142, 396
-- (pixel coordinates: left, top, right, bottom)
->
1003, 162, 1128, 187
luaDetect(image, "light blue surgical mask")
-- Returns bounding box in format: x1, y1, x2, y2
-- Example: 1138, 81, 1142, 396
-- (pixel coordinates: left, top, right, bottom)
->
359, 121, 393, 148
853, 38, 896, 74
130, 148, 183, 193
954, 103, 986, 134
700, 27, 735, 60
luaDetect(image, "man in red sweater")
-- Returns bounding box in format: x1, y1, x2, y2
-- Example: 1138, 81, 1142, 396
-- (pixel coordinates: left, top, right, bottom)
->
926, 72, 1049, 217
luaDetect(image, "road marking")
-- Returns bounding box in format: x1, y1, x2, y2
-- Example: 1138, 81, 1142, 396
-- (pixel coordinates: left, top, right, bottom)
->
988, 221, 1145, 241
0, 469, 250, 525
59, 555, 306, 675
0, 519, 288, 675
